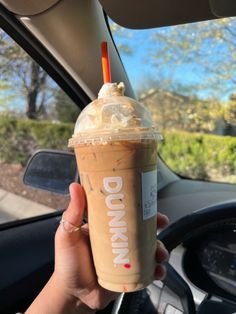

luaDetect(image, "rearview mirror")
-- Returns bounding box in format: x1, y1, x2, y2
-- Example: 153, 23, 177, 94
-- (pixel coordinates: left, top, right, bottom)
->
23, 150, 78, 195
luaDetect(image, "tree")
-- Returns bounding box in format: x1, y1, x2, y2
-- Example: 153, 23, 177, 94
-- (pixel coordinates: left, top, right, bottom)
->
109, 23, 133, 55
225, 94, 236, 124
139, 87, 223, 133
54, 89, 80, 123
223, 93, 236, 135
130, 18, 236, 134
0, 29, 51, 119
0, 82, 15, 108
149, 18, 236, 98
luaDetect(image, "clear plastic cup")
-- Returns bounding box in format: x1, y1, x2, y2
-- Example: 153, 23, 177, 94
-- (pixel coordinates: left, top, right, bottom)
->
69, 83, 162, 292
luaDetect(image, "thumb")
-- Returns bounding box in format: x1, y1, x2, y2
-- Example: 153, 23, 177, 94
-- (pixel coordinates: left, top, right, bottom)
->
57, 183, 86, 243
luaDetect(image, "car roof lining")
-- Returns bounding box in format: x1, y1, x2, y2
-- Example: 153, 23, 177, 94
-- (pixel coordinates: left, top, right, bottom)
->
2, 0, 236, 29
99, 0, 236, 29
0, 0, 60, 16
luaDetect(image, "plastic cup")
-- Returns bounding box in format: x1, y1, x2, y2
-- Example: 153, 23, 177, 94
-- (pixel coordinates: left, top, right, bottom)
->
69, 83, 162, 292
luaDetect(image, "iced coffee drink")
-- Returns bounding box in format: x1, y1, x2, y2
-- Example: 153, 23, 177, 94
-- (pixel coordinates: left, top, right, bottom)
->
69, 83, 162, 292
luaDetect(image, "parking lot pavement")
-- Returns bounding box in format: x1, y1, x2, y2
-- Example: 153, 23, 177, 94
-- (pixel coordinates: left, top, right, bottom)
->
0, 188, 56, 224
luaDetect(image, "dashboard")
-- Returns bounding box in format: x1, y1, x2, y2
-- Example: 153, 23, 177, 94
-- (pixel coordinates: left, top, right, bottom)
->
199, 229, 236, 297
157, 179, 236, 312
183, 227, 236, 303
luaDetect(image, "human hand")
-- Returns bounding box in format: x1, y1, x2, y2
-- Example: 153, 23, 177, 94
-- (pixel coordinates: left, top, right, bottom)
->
53, 182, 169, 311
26, 182, 169, 314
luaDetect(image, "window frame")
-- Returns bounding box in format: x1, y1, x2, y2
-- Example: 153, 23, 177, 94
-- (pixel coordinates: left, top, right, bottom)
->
0, 3, 91, 112
0, 5, 87, 228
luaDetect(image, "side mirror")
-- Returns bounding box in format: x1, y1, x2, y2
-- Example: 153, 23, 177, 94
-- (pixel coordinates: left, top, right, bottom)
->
23, 150, 78, 195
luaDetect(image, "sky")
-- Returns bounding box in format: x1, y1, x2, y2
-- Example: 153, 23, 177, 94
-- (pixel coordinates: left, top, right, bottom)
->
111, 27, 162, 90
113, 28, 198, 92
110, 18, 236, 101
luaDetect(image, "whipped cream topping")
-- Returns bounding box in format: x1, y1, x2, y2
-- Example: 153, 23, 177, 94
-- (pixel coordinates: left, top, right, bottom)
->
98, 82, 125, 98
73, 82, 153, 135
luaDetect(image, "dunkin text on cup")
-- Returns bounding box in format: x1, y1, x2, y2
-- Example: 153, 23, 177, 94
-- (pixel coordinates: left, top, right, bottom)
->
103, 176, 130, 265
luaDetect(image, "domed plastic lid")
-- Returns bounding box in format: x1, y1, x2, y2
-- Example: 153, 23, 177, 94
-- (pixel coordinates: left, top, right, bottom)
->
69, 83, 162, 146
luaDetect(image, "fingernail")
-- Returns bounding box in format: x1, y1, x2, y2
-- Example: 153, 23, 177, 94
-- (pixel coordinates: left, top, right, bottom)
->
155, 264, 167, 281
163, 248, 170, 262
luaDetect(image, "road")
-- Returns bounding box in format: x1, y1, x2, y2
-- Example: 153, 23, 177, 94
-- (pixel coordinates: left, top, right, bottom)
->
0, 188, 56, 224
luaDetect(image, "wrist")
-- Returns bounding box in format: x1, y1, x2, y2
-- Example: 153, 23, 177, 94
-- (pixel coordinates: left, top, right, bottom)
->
26, 272, 96, 314
50, 273, 96, 314
75, 301, 97, 314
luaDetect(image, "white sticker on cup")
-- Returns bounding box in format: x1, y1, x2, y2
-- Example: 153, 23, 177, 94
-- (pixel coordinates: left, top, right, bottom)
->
141, 170, 158, 220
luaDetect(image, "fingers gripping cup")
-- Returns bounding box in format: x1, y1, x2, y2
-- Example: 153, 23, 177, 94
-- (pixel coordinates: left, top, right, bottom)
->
69, 82, 162, 293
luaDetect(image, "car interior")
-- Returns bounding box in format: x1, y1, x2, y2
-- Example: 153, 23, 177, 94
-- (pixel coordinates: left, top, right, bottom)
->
0, 0, 236, 313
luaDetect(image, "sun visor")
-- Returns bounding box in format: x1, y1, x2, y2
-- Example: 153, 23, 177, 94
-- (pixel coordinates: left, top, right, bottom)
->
209, 0, 236, 17
0, 0, 60, 16
98, 0, 221, 29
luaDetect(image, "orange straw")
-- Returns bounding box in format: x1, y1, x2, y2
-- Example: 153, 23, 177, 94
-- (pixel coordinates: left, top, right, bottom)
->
101, 41, 111, 83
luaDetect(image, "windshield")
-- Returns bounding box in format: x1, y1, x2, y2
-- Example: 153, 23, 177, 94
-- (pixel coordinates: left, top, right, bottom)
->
110, 18, 236, 184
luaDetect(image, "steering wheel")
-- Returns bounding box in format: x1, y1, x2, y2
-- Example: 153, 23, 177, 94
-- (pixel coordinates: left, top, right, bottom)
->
112, 201, 236, 314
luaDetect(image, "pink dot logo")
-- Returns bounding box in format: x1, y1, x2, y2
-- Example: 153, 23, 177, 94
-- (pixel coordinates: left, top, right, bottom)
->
124, 263, 131, 269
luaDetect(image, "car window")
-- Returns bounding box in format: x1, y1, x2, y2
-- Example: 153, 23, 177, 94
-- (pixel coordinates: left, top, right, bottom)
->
0, 28, 80, 225
110, 17, 236, 184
